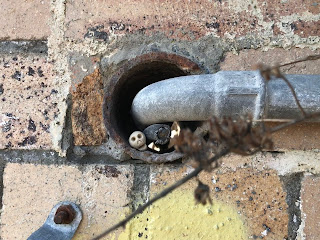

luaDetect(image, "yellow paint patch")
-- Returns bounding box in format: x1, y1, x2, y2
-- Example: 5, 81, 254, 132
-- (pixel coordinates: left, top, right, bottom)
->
118, 190, 247, 240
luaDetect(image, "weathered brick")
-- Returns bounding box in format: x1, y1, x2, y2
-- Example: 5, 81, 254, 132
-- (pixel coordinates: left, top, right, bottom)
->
0, 55, 58, 149
0, 163, 134, 239
290, 20, 320, 38
71, 68, 106, 145
218, 151, 320, 176
64, 1, 251, 41
0, 1, 50, 40
65, 0, 319, 41
266, 122, 320, 151
118, 165, 288, 239
69, 54, 100, 92
300, 175, 320, 240
257, 0, 320, 21
220, 48, 320, 74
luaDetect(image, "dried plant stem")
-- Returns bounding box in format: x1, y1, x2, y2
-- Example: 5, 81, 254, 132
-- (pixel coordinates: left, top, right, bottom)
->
278, 72, 307, 116
278, 54, 320, 68
270, 112, 320, 133
92, 149, 230, 240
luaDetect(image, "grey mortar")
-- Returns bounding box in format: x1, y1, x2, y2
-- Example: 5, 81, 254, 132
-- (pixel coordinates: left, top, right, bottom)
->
131, 164, 151, 211
280, 173, 303, 240
0, 41, 48, 55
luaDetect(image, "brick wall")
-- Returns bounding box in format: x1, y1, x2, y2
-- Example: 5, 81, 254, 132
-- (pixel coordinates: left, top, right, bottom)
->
0, 0, 319, 239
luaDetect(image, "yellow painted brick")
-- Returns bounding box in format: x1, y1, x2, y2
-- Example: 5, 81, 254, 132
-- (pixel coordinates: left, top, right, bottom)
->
134, 165, 289, 240
118, 188, 247, 240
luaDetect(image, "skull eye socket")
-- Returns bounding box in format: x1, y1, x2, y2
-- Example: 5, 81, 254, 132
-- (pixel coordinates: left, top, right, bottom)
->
131, 137, 136, 141
137, 134, 142, 138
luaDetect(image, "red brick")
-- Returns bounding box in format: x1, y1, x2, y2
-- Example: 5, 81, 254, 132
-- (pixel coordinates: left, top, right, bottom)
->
221, 48, 320, 74
65, 0, 319, 40
0, 0, 50, 40
0, 54, 57, 149
65, 0, 262, 40
258, 0, 320, 22
257, 0, 319, 36
301, 175, 320, 240
291, 20, 320, 38
266, 122, 320, 151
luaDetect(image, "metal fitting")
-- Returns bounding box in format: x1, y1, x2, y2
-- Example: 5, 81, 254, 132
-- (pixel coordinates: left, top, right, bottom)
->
28, 201, 82, 240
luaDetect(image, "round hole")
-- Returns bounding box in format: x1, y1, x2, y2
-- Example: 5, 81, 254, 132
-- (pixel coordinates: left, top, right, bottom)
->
104, 52, 204, 162
114, 61, 186, 141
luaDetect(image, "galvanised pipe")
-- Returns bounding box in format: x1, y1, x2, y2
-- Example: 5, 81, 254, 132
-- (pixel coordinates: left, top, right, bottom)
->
131, 71, 320, 126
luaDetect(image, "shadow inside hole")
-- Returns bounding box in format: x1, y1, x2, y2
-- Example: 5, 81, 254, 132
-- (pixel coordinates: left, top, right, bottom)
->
147, 121, 204, 154
111, 61, 194, 152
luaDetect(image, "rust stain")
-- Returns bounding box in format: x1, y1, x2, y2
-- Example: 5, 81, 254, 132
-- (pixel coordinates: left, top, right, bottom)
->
72, 68, 106, 145
54, 205, 76, 224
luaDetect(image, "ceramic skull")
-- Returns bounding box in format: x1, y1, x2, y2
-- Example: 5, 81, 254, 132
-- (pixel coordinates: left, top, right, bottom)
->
129, 131, 147, 151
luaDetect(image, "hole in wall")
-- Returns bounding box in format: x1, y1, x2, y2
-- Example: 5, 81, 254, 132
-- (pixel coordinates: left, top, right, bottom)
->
104, 52, 204, 162
115, 61, 186, 141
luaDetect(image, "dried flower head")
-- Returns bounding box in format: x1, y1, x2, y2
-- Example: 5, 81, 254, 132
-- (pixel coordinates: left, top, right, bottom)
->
209, 115, 273, 155
172, 128, 214, 171
254, 63, 282, 81
173, 115, 273, 170
194, 180, 212, 205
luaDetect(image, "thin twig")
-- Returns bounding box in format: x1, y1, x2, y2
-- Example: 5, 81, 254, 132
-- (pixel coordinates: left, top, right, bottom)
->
278, 54, 320, 68
254, 119, 293, 122
92, 149, 230, 240
278, 72, 307, 116
270, 112, 320, 133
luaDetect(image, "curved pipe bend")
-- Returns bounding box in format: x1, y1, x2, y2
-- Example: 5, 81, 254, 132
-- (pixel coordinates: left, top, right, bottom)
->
132, 71, 320, 126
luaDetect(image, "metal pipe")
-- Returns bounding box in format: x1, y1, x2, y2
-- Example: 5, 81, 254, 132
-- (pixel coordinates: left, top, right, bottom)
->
131, 71, 320, 126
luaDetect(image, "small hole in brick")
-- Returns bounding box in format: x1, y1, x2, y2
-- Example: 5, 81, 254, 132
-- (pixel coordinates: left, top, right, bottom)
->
104, 53, 203, 161
112, 61, 186, 141
110, 61, 188, 153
